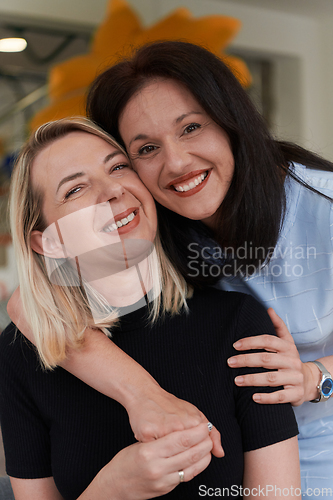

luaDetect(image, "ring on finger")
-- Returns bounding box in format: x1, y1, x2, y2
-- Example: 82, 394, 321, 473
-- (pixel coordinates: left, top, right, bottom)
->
207, 422, 213, 432
178, 470, 185, 483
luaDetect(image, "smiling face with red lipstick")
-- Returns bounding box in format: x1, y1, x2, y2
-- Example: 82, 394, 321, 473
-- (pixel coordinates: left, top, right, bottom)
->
30, 130, 157, 262
119, 78, 234, 229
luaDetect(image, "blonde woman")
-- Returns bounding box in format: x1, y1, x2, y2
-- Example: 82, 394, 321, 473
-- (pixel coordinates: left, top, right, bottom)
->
1, 119, 300, 499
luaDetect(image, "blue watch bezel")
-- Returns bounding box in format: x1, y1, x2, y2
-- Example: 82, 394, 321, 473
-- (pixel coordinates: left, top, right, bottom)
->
310, 361, 333, 403
321, 377, 333, 399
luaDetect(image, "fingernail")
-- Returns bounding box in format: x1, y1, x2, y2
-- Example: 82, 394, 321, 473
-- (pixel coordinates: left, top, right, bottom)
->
235, 376, 244, 385
253, 394, 261, 402
227, 358, 237, 366
233, 341, 242, 348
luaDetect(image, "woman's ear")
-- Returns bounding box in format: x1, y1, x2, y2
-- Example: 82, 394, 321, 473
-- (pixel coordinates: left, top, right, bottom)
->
30, 230, 65, 259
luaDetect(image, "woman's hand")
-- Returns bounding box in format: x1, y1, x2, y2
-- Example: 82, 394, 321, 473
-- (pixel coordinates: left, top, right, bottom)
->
95, 423, 213, 500
227, 308, 319, 406
12, 424, 213, 500
126, 383, 224, 457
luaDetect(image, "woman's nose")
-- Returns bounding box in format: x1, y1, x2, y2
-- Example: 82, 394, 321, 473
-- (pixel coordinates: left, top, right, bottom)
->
96, 179, 125, 204
163, 140, 191, 175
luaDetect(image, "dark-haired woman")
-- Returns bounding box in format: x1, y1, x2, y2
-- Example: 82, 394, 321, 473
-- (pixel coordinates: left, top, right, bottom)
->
86, 40, 333, 494
8, 41, 333, 494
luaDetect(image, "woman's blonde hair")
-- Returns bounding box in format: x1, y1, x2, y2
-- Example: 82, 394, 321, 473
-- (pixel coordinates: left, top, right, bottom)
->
10, 117, 189, 369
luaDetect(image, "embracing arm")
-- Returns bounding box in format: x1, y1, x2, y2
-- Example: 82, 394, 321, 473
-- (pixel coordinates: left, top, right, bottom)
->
64, 327, 223, 449
10, 478, 64, 500
10, 424, 212, 500
228, 308, 329, 405
7, 288, 223, 454
243, 436, 301, 499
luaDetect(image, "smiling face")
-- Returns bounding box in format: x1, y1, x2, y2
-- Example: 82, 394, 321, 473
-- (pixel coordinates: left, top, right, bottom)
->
119, 78, 235, 229
30, 131, 157, 267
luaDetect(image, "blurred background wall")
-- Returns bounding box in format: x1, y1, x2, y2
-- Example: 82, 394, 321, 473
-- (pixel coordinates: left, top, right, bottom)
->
2, 0, 333, 150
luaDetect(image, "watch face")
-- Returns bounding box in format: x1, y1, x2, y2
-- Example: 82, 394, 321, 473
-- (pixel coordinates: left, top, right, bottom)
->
322, 378, 333, 398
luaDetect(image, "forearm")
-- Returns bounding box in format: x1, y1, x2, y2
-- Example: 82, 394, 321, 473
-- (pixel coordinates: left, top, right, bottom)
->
63, 327, 159, 410
63, 330, 215, 445
77, 467, 117, 500
8, 287, 160, 410
317, 354, 333, 376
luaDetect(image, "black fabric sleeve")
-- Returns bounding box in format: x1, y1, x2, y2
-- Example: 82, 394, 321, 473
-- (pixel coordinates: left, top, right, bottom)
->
0, 323, 52, 478
233, 295, 299, 452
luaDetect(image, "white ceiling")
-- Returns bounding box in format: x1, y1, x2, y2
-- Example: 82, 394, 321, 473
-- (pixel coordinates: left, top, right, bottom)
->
1, 0, 333, 30
0, 0, 108, 27
223, 0, 333, 18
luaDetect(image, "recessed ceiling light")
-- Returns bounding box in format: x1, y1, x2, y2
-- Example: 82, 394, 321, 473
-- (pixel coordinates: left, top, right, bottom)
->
0, 37, 27, 53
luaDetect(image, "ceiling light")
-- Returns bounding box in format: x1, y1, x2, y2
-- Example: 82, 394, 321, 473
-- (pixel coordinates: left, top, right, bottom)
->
0, 38, 27, 53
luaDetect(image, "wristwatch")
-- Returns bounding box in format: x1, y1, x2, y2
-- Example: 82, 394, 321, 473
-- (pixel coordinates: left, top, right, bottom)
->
310, 361, 333, 403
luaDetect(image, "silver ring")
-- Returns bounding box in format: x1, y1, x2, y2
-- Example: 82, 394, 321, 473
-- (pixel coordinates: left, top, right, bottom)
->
179, 470, 185, 483
207, 422, 213, 432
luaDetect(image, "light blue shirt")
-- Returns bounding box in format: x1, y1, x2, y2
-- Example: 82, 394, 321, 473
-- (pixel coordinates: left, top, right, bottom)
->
218, 164, 333, 492
218, 163, 333, 426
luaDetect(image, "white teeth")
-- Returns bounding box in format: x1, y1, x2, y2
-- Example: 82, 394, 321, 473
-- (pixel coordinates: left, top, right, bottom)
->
174, 172, 208, 193
103, 224, 116, 233
102, 211, 136, 232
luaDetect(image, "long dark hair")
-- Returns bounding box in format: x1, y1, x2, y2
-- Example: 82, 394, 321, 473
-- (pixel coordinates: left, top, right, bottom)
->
87, 40, 333, 287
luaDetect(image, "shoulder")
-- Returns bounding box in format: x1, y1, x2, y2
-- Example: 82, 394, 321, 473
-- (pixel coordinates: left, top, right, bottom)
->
0, 322, 37, 375
187, 289, 271, 339
0, 322, 20, 358
280, 162, 333, 240
291, 162, 333, 198
0, 322, 29, 351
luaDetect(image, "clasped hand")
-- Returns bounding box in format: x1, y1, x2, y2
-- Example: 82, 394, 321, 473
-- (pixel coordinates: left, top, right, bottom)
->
99, 423, 213, 500
127, 383, 224, 457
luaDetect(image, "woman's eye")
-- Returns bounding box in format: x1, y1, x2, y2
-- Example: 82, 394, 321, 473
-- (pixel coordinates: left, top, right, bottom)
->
184, 123, 201, 134
138, 145, 157, 155
111, 163, 129, 173
64, 186, 81, 199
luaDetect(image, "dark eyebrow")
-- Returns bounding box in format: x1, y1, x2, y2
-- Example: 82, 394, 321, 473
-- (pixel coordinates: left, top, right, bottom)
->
56, 172, 85, 194
174, 111, 203, 125
128, 134, 148, 148
128, 112, 203, 147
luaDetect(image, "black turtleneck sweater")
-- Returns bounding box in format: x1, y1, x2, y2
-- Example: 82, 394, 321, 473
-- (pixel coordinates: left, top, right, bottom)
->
0, 289, 298, 499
